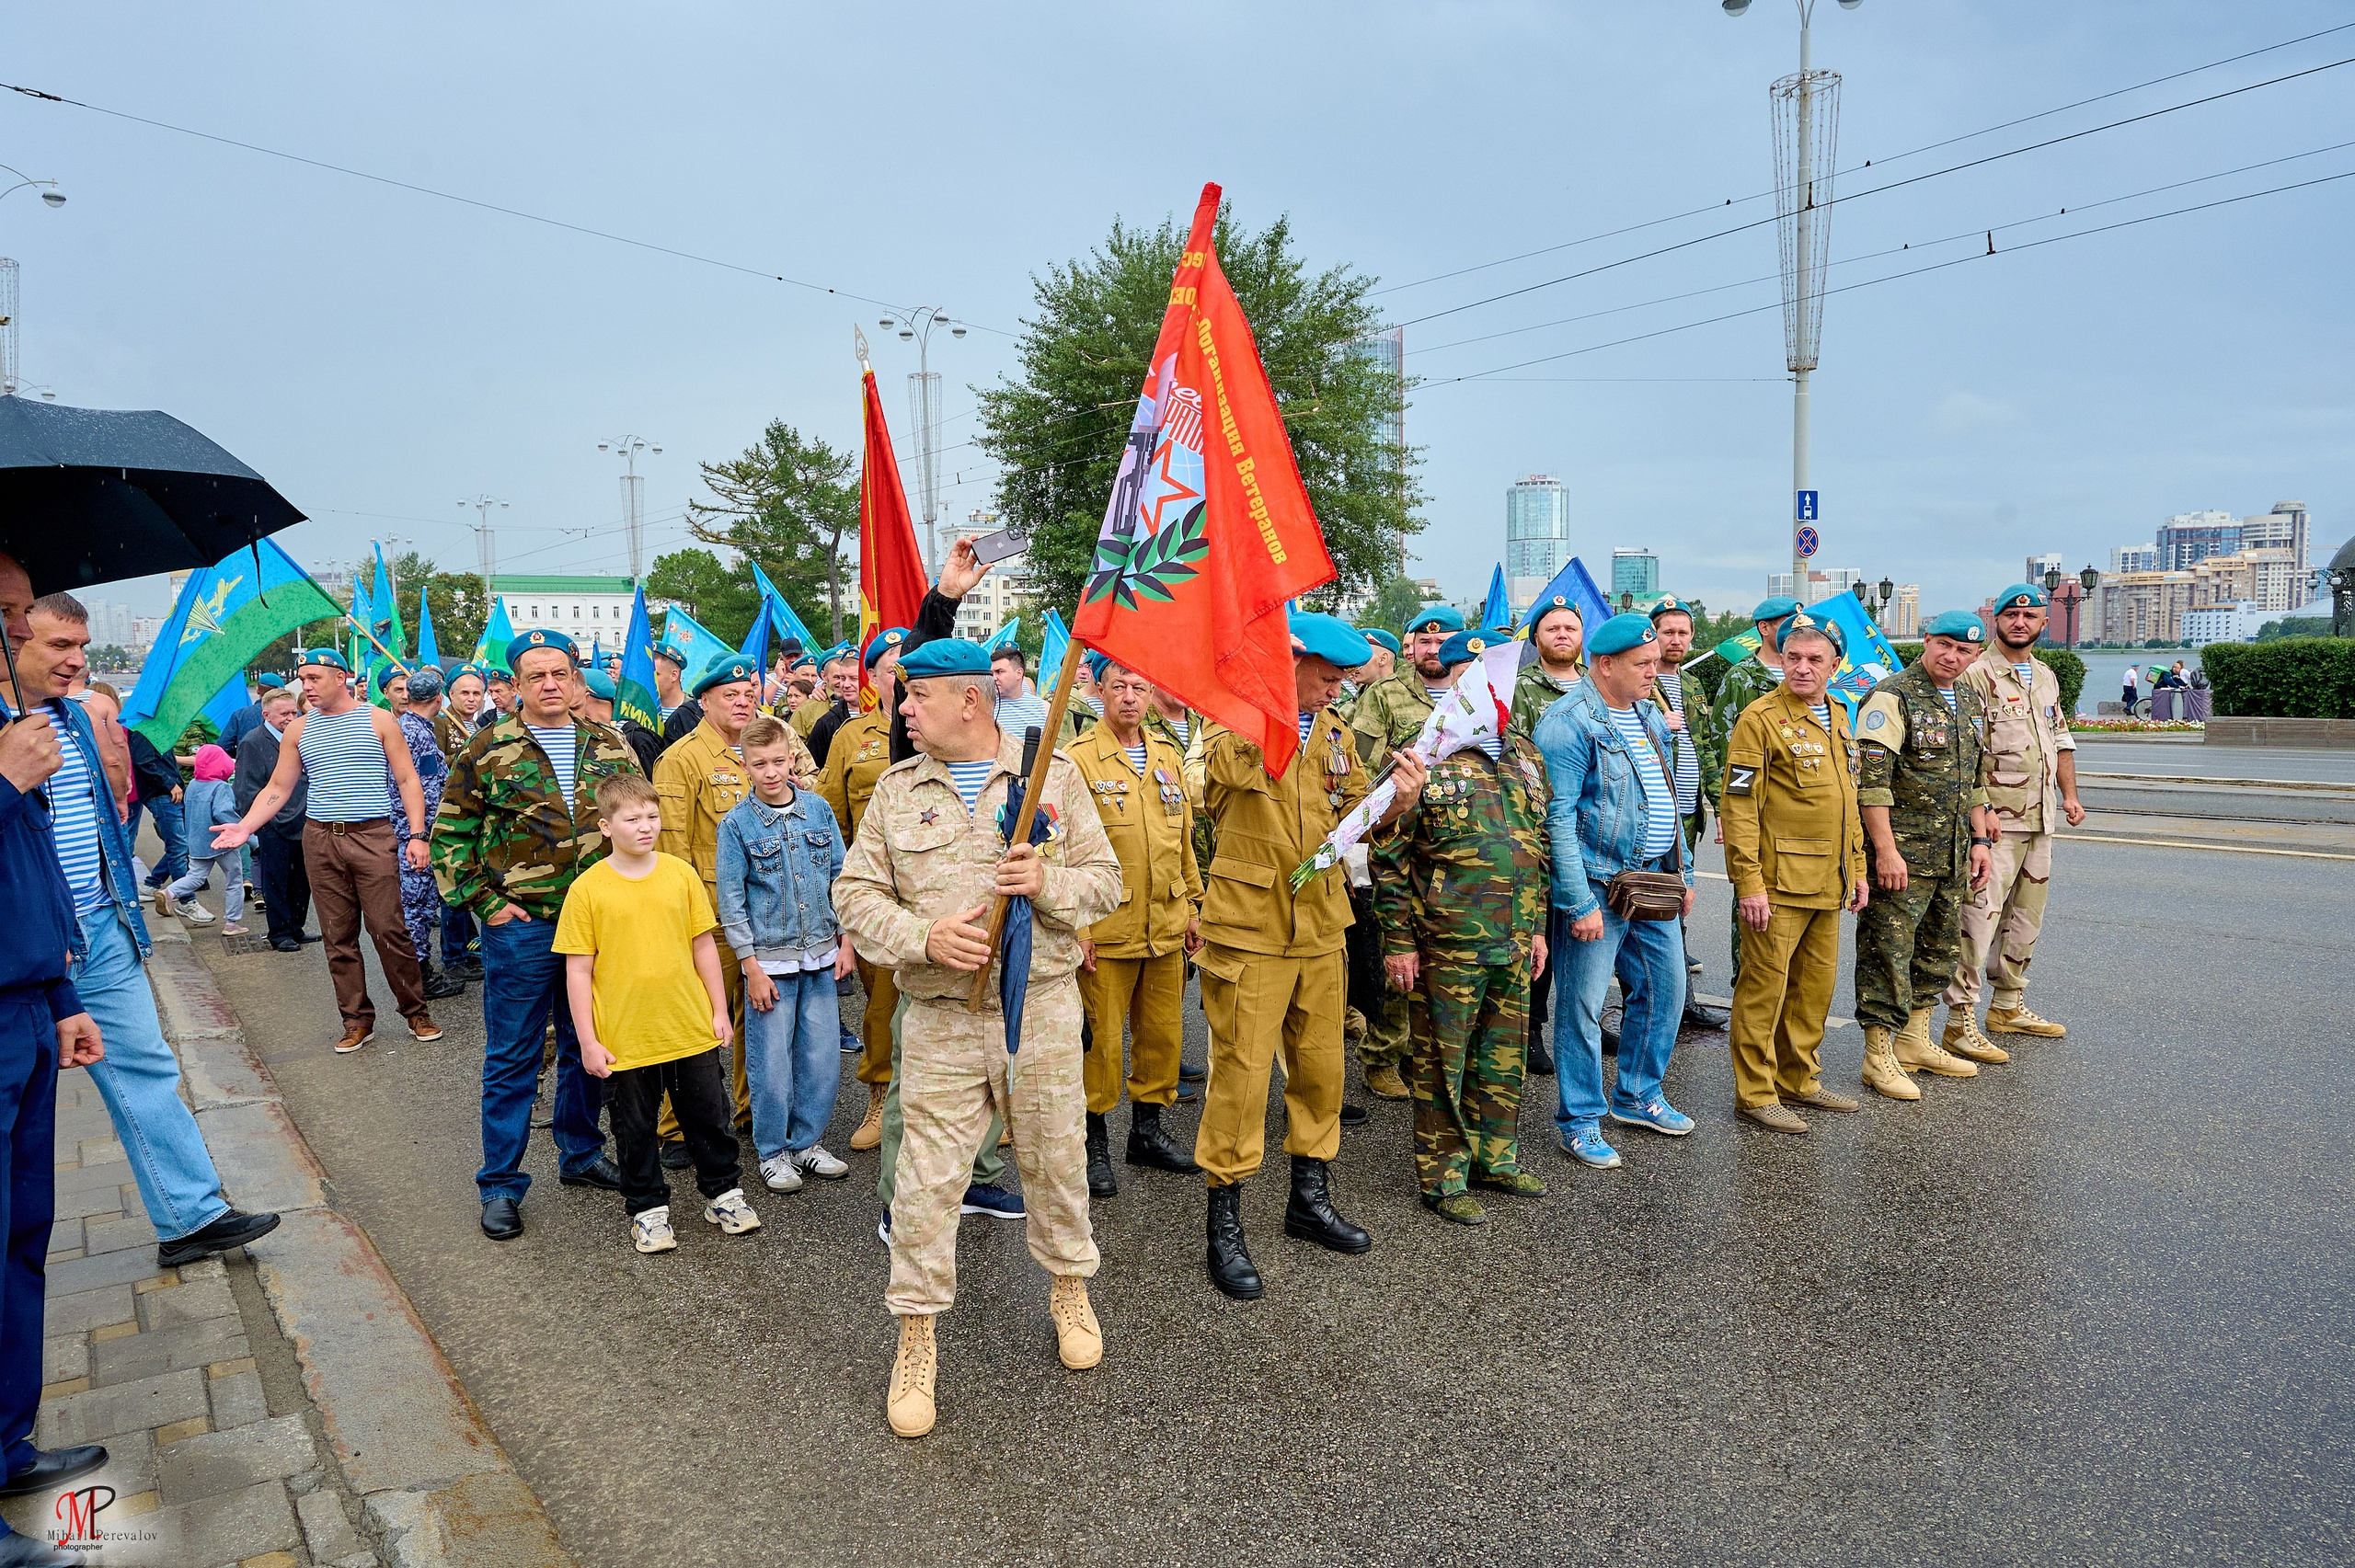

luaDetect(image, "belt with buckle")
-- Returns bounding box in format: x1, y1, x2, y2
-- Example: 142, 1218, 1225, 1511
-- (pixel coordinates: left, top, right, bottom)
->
317, 818, 390, 836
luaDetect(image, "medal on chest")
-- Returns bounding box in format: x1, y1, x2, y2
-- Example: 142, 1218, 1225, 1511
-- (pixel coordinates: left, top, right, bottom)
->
1154, 767, 1182, 810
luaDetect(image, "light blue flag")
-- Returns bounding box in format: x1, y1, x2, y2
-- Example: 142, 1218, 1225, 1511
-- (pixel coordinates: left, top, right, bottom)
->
986, 616, 1021, 651
1807, 589, 1905, 717
739, 599, 774, 681
472, 595, 515, 670
1481, 563, 1511, 632
747, 559, 818, 654
615, 588, 662, 732
121, 539, 346, 750
1525, 556, 1612, 639
198, 676, 249, 741
372, 544, 404, 657
348, 570, 371, 674
416, 589, 440, 665
1040, 609, 1070, 696
657, 605, 736, 677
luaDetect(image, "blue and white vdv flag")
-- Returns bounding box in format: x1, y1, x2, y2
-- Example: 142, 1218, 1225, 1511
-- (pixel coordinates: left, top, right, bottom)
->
1524, 555, 1611, 638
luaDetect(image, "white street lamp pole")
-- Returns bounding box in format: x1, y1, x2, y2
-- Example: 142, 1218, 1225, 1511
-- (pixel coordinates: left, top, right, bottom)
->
457, 494, 508, 584
878, 306, 967, 575
597, 436, 662, 586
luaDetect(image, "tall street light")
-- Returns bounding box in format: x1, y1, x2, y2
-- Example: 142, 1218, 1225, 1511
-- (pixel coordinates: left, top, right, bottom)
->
0, 165, 67, 400
458, 494, 508, 584
1725, 0, 1861, 600
878, 306, 966, 574
598, 435, 662, 585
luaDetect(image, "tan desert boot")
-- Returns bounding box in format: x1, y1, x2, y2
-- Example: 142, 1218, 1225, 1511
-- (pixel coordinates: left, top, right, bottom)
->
1738, 1101, 1809, 1135
1986, 1003, 2065, 1039
1897, 1011, 1979, 1078
849, 1082, 888, 1152
887, 1313, 937, 1438
1944, 1010, 2011, 1063
1050, 1275, 1104, 1369
1363, 1063, 1410, 1101
1860, 1026, 1922, 1100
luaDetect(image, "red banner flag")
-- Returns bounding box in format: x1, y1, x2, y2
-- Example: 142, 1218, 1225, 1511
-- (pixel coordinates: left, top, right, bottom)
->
857, 364, 931, 709
1070, 183, 1338, 779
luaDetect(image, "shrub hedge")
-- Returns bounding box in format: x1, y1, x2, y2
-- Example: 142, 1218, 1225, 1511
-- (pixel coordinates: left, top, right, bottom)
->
2201, 638, 2355, 718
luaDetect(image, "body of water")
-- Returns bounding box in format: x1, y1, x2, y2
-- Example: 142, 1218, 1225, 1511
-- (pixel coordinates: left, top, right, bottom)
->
2069, 648, 2203, 715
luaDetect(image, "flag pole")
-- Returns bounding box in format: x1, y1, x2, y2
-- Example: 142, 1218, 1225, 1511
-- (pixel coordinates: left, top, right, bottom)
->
964, 629, 1087, 1012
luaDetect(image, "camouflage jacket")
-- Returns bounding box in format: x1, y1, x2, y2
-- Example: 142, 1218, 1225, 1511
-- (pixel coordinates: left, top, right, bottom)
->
1347, 671, 1436, 770
1372, 736, 1549, 966
431, 714, 641, 920
1855, 661, 1987, 880
1703, 653, 1781, 807
1961, 647, 2074, 834
833, 728, 1122, 1003
1511, 665, 1580, 738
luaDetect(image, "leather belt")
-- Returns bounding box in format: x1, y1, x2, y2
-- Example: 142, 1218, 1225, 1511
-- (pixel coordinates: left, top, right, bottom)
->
316, 818, 390, 836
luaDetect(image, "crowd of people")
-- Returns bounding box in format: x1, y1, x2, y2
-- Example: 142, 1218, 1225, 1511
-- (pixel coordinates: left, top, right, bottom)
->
0, 538, 2091, 1503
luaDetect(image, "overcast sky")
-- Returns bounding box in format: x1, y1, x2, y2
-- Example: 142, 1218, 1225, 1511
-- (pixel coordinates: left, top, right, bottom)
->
6, 0, 2349, 624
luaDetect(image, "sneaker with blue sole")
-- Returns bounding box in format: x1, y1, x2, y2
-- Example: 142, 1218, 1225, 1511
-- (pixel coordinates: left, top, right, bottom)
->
959, 1184, 1026, 1220
1561, 1126, 1624, 1170
1608, 1096, 1695, 1137
877, 1206, 891, 1244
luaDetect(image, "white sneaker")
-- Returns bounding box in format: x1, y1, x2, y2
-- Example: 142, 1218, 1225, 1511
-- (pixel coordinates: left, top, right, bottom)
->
759, 1155, 803, 1192
631, 1207, 676, 1253
703, 1187, 762, 1234
177, 898, 217, 926
792, 1145, 849, 1180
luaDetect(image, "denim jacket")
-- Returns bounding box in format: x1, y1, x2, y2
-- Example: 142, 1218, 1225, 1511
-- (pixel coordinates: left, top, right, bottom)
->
1532, 681, 1696, 920
4, 694, 158, 962
715, 787, 845, 959
182, 778, 239, 861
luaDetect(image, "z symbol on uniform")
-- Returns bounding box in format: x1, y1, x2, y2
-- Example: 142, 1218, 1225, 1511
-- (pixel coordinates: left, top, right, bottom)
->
1727, 765, 1757, 795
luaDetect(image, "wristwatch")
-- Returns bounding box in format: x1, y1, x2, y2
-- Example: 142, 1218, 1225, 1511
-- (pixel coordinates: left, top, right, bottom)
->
1970, 835, 1996, 847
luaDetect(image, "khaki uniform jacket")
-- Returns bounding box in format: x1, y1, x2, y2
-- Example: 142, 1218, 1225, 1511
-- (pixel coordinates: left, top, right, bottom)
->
1719, 686, 1866, 909
1066, 723, 1201, 959
1198, 709, 1373, 958
789, 696, 833, 738
817, 708, 893, 843
833, 729, 1123, 1003
653, 717, 817, 894
1959, 647, 2074, 834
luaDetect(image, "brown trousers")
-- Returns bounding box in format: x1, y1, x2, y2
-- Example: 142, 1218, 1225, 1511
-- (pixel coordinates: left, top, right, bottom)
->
1192, 945, 1345, 1185
1079, 950, 1186, 1114
856, 957, 899, 1088
1728, 901, 1842, 1108
303, 818, 428, 1030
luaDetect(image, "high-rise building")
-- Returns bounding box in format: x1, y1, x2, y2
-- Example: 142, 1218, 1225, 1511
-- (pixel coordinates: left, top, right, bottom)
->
2025, 552, 2064, 583
2238, 499, 2310, 584
1885, 585, 1920, 638
1766, 566, 1862, 605
1349, 328, 1407, 577
1505, 475, 1566, 607
1611, 549, 1660, 599
2110, 543, 2158, 573
2155, 509, 2240, 570
2097, 570, 2198, 645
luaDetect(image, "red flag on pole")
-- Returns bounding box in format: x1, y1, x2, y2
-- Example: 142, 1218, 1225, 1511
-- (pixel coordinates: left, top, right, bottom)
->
1070, 183, 1338, 779
857, 362, 931, 709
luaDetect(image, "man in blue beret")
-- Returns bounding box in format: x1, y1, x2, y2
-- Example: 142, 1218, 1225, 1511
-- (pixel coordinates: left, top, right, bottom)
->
1850, 612, 2004, 1101
1703, 594, 1803, 986
1346, 604, 1468, 1100
1942, 583, 2082, 1056
805, 648, 863, 772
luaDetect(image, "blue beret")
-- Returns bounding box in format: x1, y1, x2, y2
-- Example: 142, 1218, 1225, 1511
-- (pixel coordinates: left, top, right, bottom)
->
864, 627, 908, 670
1751, 596, 1801, 622
1404, 604, 1465, 635
1923, 611, 1987, 643
1529, 595, 1583, 631
486, 665, 514, 685
1648, 594, 1694, 622
1993, 582, 2049, 611
298, 647, 350, 674
582, 670, 617, 701
1434, 629, 1494, 667
1289, 610, 1372, 670
1361, 628, 1400, 658
1588, 613, 1659, 658
1084, 650, 1112, 682
692, 657, 760, 697
509, 628, 579, 665
257, 673, 285, 690
1775, 611, 1846, 657
897, 638, 992, 681
652, 638, 688, 664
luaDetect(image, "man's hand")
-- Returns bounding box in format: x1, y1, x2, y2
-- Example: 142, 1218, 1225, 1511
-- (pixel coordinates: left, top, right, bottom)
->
936, 536, 990, 601
1382, 751, 1428, 821
1184, 917, 1201, 957
1078, 938, 1096, 973
1384, 952, 1419, 992
1848, 877, 1870, 914
404, 838, 431, 872
1681, 886, 1695, 919
926, 901, 994, 971
170, 784, 183, 803
209, 821, 253, 852
1661, 708, 1685, 734
1530, 932, 1548, 975
1570, 909, 1604, 942
995, 843, 1045, 898
1969, 842, 1993, 890
1714, 818, 1724, 846
486, 902, 531, 925
833, 933, 856, 981
580, 1038, 615, 1078
0, 710, 63, 794
1739, 892, 1773, 932
743, 963, 778, 1013
2062, 795, 2085, 827
56, 1011, 102, 1069
1874, 849, 1910, 893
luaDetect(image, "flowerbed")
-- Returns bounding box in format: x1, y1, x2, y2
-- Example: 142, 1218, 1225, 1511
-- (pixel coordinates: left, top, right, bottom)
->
2069, 716, 2205, 734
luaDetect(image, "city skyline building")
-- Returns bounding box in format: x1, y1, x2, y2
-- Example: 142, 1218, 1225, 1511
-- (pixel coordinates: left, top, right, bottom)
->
2110, 543, 2159, 574
1612, 548, 1660, 599
1505, 474, 1566, 609
1885, 584, 1920, 638
2155, 509, 2242, 571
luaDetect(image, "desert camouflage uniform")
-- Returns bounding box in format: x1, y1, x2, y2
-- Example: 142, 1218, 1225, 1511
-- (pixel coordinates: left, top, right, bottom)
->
1345, 671, 1440, 1075
430, 715, 639, 918
1946, 649, 2074, 1013
1372, 735, 1549, 1198
390, 709, 450, 966
833, 729, 1121, 1316
1851, 664, 1986, 1031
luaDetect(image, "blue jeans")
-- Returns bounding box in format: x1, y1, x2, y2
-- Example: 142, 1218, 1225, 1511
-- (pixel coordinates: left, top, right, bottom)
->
131, 795, 189, 887
442, 903, 477, 967
1, 994, 58, 1486
1553, 884, 1688, 1137
70, 908, 230, 1242
743, 968, 843, 1161
477, 914, 605, 1202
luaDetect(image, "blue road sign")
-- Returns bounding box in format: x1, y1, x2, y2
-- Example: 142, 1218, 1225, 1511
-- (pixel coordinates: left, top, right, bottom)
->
1795, 489, 1820, 521
1795, 525, 1821, 559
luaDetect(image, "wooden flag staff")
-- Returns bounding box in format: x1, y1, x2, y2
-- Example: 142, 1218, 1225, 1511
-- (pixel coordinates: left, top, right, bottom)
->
965, 630, 1088, 1012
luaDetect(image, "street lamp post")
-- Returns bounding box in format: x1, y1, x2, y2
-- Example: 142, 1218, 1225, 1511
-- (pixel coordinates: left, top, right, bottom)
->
0, 165, 68, 400
1724, 0, 1862, 601
877, 306, 967, 575
457, 495, 509, 585
597, 435, 662, 585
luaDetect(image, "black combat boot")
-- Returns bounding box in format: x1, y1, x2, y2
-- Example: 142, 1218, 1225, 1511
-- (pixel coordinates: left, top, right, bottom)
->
1526, 1032, 1557, 1076
1206, 1183, 1261, 1299
1085, 1112, 1118, 1198
420, 960, 465, 1001
1125, 1102, 1200, 1173
1283, 1155, 1372, 1254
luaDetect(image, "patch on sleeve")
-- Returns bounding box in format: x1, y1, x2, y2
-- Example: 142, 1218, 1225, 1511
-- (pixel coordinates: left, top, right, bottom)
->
1726, 764, 1757, 795
1863, 710, 1886, 731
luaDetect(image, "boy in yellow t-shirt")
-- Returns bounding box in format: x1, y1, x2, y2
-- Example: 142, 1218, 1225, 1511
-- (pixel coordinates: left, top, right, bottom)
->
557, 773, 763, 1253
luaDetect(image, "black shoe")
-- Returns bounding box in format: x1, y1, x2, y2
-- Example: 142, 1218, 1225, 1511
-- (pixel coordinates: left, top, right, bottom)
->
659, 1140, 694, 1171
156, 1208, 280, 1269
270, 937, 302, 953
1682, 1000, 1730, 1031
1175, 1077, 1200, 1103
1526, 1037, 1557, 1076
298, 931, 323, 944
560, 1155, 622, 1191
1338, 1102, 1370, 1128
480, 1196, 523, 1240
1283, 1155, 1372, 1254
1125, 1102, 1200, 1173
422, 966, 466, 1001
1601, 1004, 1622, 1059
1178, 1054, 1207, 1083
0, 1444, 109, 1498
1085, 1111, 1118, 1198
1205, 1183, 1262, 1299
450, 957, 484, 981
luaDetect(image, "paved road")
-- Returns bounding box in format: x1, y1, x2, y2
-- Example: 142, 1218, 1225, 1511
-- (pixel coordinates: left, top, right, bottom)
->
2072, 738, 2355, 784
183, 835, 2352, 1566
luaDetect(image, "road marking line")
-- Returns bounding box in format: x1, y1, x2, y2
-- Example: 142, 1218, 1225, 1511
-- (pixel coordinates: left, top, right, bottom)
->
2078, 771, 2355, 794
2058, 833, 2355, 862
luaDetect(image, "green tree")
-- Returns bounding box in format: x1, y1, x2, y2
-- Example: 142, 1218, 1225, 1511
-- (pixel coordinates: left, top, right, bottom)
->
647, 547, 760, 646
1361, 575, 1437, 637
377, 552, 488, 663
687, 420, 857, 642
976, 201, 1422, 620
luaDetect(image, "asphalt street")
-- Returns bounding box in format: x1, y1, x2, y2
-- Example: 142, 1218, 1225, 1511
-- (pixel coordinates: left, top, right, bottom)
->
180, 830, 2351, 1567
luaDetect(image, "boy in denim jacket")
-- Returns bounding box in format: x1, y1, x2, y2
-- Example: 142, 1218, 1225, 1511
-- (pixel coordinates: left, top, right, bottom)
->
718, 715, 855, 1192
